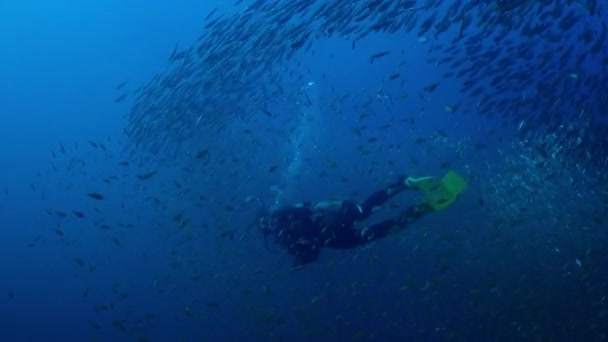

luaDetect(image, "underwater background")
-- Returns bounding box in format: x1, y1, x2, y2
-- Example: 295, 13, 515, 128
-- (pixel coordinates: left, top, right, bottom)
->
1, 0, 607, 341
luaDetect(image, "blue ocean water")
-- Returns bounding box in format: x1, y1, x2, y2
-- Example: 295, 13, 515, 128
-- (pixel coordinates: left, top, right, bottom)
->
1, 1, 607, 341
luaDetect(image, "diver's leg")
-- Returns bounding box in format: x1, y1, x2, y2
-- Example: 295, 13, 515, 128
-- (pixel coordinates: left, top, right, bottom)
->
321, 218, 406, 248
359, 218, 400, 242
360, 202, 431, 242
325, 202, 432, 248
360, 175, 409, 218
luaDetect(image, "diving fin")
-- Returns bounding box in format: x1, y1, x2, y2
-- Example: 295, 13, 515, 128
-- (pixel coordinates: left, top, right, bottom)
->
406, 170, 467, 211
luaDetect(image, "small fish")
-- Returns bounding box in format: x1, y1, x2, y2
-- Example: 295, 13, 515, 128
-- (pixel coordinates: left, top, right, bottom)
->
118, 161, 129, 166
137, 170, 157, 180
443, 104, 459, 112
95, 304, 114, 312
114, 93, 128, 103
434, 129, 447, 138
54, 228, 64, 237
261, 108, 273, 116
311, 295, 322, 304
72, 211, 85, 218
370, 51, 391, 63
325, 161, 337, 169
268, 165, 278, 173
518, 120, 526, 132
206, 301, 219, 308
423, 82, 440, 92
195, 149, 209, 159
169, 43, 180, 61
220, 231, 235, 239
73, 258, 85, 266
87, 192, 104, 200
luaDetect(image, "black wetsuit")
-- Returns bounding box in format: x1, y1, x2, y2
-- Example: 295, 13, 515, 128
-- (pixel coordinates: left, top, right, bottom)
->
260, 176, 431, 266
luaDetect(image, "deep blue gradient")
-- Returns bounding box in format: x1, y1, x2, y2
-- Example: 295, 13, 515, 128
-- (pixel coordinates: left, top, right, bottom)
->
1, 1, 607, 341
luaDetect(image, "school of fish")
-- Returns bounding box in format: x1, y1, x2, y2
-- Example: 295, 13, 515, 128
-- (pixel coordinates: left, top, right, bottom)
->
122, 0, 607, 177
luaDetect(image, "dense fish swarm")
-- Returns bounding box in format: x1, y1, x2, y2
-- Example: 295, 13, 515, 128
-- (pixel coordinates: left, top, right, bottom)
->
124, 0, 607, 174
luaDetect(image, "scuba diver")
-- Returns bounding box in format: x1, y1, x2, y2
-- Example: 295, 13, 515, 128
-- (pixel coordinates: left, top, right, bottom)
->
259, 170, 468, 267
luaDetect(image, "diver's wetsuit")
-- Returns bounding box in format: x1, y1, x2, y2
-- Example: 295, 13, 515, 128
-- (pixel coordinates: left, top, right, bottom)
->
261, 176, 431, 266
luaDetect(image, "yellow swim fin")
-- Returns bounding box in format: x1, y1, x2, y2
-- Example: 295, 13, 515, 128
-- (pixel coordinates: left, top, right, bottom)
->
406, 170, 467, 211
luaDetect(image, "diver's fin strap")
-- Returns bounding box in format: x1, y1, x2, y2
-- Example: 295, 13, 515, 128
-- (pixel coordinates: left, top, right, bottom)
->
405, 176, 435, 190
